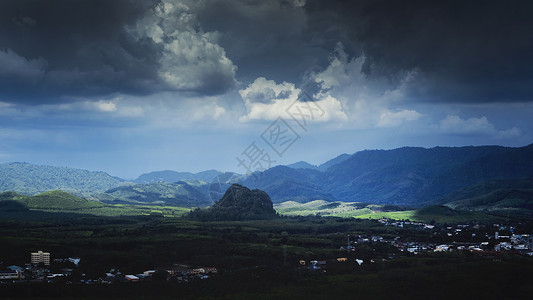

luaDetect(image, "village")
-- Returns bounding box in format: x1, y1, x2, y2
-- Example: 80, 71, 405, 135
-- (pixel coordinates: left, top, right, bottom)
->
0, 250, 218, 285
298, 220, 533, 271
365, 219, 533, 255
2, 220, 533, 284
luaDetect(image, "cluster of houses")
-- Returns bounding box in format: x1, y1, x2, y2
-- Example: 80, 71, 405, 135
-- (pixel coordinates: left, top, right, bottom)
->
492, 229, 533, 253
97, 265, 218, 284
354, 220, 533, 256
299, 257, 366, 271
295, 221, 533, 272
377, 218, 435, 229
0, 251, 81, 283
0, 250, 217, 284
299, 259, 327, 270
0, 265, 23, 281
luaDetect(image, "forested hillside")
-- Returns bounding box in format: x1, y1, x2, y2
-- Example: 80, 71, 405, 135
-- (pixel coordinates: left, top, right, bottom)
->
97, 181, 212, 207
0, 162, 123, 196
134, 170, 221, 183
440, 179, 533, 216
245, 144, 533, 206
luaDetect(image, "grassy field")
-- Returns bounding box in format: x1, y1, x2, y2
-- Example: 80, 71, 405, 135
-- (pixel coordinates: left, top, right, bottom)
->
65, 204, 191, 217
275, 201, 418, 220
275, 200, 375, 217
330, 207, 505, 224
275, 200, 509, 224
351, 210, 418, 220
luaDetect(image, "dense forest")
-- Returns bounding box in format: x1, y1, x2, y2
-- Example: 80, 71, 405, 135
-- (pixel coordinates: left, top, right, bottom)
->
0, 162, 122, 196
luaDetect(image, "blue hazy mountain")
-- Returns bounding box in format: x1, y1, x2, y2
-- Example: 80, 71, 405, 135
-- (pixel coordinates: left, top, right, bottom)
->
285, 161, 319, 170
240, 166, 334, 203
244, 144, 533, 206
284, 153, 351, 171
134, 169, 222, 183
2, 144, 532, 208
316, 153, 351, 171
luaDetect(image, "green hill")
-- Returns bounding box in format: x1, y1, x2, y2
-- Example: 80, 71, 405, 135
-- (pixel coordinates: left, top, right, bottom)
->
0, 199, 29, 212
0, 190, 103, 210
97, 181, 212, 207
0, 191, 26, 202
189, 184, 277, 220
440, 179, 533, 217
414, 205, 504, 223
0, 190, 192, 218
25, 190, 103, 210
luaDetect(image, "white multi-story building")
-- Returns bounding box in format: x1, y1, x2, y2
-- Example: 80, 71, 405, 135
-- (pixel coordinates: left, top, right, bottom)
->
31, 250, 50, 265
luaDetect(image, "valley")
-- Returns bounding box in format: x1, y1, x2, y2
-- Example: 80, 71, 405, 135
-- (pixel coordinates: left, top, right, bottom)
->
1, 144, 533, 299
2, 144, 533, 212
1, 200, 532, 299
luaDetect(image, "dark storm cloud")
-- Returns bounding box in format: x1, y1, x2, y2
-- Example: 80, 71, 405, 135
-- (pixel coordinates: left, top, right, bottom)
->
0, 0, 162, 102
197, 0, 333, 84
0, 0, 237, 103
195, 0, 533, 103
302, 0, 533, 103
1, 0, 532, 104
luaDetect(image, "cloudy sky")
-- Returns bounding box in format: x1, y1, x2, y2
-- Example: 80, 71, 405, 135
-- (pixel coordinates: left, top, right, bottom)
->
0, 0, 532, 178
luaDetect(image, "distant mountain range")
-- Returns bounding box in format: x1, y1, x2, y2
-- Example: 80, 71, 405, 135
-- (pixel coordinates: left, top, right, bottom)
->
97, 181, 212, 207
1, 144, 532, 211
246, 144, 533, 206
134, 170, 222, 184
285, 153, 351, 171
0, 162, 123, 197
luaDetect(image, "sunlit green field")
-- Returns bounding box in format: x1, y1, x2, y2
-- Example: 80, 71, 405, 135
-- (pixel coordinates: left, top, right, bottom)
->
275, 200, 414, 220
275, 200, 375, 217
274, 200, 506, 224
349, 210, 418, 220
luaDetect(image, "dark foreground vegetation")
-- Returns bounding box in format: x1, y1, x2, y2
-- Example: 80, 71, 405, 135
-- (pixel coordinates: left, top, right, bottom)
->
2, 256, 533, 299
1, 206, 533, 299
